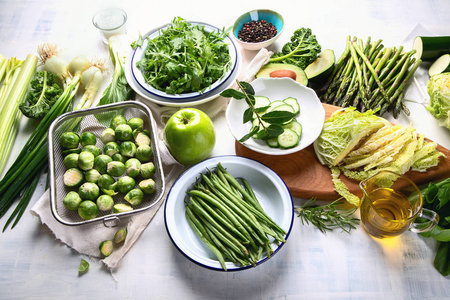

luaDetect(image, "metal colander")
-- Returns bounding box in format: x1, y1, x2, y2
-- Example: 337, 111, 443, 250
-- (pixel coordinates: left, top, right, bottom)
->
48, 101, 165, 226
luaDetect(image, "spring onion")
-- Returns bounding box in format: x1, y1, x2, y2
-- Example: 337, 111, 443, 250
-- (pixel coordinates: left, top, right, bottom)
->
0, 44, 104, 230
0, 55, 38, 175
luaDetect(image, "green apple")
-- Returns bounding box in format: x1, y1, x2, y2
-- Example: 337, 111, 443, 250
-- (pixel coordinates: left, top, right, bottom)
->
164, 108, 215, 165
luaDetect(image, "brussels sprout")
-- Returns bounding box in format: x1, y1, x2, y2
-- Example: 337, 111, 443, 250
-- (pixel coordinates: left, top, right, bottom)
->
134, 131, 151, 147
112, 153, 127, 163
107, 161, 126, 177
120, 141, 137, 158
114, 228, 127, 244
63, 168, 84, 187
140, 162, 156, 179
97, 174, 115, 190
62, 148, 81, 156
124, 188, 144, 206
113, 203, 133, 213
78, 200, 98, 220
139, 178, 156, 194
78, 182, 100, 201
128, 117, 144, 131
99, 240, 113, 257
135, 145, 153, 162
125, 158, 141, 178
78, 151, 95, 171
115, 124, 133, 141
63, 153, 79, 169
63, 191, 82, 211
102, 186, 118, 196
96, 194, 114, 211
110, 114, 127, 130
81, 145, 102, 157
100, 127, 116, 144
60, 131, 80, 149
80, 132, 97, 147
94, 154, 113, 174
104, 141, 120, 157
78, 259, 89, 275
117, 176, 136, 194
85, 169, 102, 183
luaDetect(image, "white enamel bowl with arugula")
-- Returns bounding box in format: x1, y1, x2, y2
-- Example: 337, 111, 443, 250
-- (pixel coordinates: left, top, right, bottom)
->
226, 78, 325, 155
164, 155, 294, 272
129, 21, 238, 102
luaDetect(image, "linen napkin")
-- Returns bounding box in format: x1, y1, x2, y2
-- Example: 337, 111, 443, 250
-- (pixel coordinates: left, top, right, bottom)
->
30, 47, 273, 270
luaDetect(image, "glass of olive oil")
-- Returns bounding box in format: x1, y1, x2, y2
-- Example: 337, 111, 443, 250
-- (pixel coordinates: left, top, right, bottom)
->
359, 171, 439, 239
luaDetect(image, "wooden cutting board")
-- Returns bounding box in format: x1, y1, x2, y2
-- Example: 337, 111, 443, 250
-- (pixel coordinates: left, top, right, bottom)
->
235, 103, 450, 200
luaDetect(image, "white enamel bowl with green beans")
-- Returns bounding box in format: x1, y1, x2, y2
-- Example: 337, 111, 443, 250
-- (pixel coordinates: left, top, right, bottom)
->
226, 78, 325, 155
164, 155, 294, 271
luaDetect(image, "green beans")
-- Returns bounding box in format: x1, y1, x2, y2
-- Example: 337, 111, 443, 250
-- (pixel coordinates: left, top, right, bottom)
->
185, 163, 286, 270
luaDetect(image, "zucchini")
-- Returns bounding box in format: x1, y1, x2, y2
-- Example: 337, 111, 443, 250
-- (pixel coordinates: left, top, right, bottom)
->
304, 49, 335, 83
277, 128, 299, 149
413, 36, 450, 61
429, 54, 450, 76
282, 97, 300, 115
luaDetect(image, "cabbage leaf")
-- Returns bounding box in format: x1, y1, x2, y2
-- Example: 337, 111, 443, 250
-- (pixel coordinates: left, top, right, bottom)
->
427, 72, 450, 130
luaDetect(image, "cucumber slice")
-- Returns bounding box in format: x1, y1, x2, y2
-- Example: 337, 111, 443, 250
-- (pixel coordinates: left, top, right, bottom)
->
266, 138, 279, 148
277, 128, 299, 149
413, 36, 450, 61
270, 104, 295, 113
254, 96, 270, 109
429, 54, 450, 76
266, 100, 286, 112
304, 49, 335, 83
282, 97, 300, 115
283, 120, 302, 137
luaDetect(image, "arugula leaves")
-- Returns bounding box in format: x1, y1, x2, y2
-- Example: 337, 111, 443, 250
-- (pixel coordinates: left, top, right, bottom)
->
136, 17, 231, 94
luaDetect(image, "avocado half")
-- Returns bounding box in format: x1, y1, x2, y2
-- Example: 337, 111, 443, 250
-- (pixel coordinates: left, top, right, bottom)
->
255, 63, 308, 86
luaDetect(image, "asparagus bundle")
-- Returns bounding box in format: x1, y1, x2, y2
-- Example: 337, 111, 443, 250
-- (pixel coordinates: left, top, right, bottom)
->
320, 36, 422, 118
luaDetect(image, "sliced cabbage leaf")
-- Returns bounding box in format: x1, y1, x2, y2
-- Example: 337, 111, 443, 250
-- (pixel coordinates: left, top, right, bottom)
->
313, 108, 386, 167
330, 167, 360, 206
427, 72, 450, 130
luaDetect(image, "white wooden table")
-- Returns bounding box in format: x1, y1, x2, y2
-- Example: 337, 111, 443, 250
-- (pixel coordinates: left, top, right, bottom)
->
1, 0, 449, 299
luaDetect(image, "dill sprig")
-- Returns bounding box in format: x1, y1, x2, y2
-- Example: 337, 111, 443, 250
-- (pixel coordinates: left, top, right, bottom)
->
295, 198, 360, 234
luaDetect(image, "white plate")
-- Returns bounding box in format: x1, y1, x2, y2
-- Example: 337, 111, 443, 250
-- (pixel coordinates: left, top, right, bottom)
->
226, 78, 325, 155
164, 155, 294, 271
125, 21, 240, 107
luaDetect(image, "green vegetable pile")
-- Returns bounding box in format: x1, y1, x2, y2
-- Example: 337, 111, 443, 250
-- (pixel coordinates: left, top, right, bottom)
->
136, 17, 232, 95
321, 36, 421, 117
185, 163, 286, 271
269, 27, 321, 70
415, 178, 450, 276
60, 114, 157, 220
427, 72, 450, 130
19, 70, 63, 119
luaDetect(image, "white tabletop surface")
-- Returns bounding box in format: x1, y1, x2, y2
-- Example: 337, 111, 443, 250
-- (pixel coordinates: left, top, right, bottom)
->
1, 0, 450, 299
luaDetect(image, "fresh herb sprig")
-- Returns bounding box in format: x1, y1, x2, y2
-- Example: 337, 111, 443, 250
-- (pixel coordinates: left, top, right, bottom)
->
295, 198, 359, 234
220, 80, 296, 142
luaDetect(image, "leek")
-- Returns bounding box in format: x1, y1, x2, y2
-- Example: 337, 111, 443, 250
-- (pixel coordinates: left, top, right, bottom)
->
0, 55, 38, 175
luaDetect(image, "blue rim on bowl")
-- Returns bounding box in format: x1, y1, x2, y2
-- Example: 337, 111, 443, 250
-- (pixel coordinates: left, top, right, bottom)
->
131, 22, 238, 101
164, 155, 294, 272
232, 9, 284, 50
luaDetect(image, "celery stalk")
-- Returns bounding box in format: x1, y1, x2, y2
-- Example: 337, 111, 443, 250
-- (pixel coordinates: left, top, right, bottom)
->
0, 54, 7, 82
0, 54, 37, 175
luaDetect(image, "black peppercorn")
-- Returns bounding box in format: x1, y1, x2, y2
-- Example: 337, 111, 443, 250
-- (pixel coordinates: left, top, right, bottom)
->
237, 20, 277, 43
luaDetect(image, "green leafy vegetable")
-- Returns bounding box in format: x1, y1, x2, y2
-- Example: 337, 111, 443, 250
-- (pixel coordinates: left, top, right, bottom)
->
269, 28, 321, 70
296, 198, 359, 234
19, 70, 63, 119
136, 17, 231, 94
415, 178, 450, 276
95, 35, 134, 125
220, 81, 296, 143
427, 72, 450, 130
